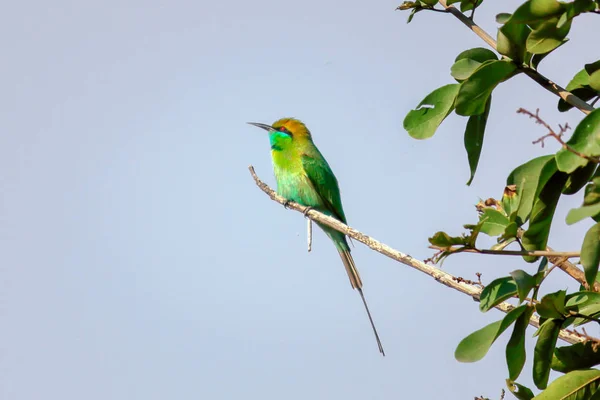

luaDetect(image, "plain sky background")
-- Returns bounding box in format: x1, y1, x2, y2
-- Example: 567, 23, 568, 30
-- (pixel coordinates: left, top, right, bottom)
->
1, 1, 598, 399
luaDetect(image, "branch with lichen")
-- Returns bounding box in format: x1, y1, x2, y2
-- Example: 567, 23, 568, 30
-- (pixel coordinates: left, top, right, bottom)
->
249, 165, 589, 345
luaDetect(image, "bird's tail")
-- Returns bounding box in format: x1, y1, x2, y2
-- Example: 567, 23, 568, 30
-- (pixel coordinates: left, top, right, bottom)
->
338, 249, 385, 356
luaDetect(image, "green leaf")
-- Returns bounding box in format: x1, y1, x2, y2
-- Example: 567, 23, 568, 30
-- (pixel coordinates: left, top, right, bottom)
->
420, 0, 438, 5
522, 170, 569, 261
455, 47, 498, 63
530, 39, 567, 69
533, 318, 562, 389
479, 207, 510, 236
567, 69, 592, 90
464, 96, 491, 185
459, 0, 482, 12
455, 305, 527, 362
557, 0, 597, 28
510, 0, 565, 24
563, 164, 598, 195
590, 71, 600, 93
566, 202, 600, 225
526, 18, 571, 55
502, 221, 519, 241
451, 59, 484, 81
497, 19, 531, 62
553, 342, 600, 373
455, 60, 517, 116
582, 223, 600, 287
536, 290, 567, 319
507, 155, 555, 225
428, 231, 468, 247
534, 369, 600, 399
404, 84, 460, 139
406, 7, 422, 23
510, 270, 537, 303
507, 380, 535, 400
556, 108, 600, 173
507, 305, 534, 380
480, 276, 517, 312
566, 291, 600, 326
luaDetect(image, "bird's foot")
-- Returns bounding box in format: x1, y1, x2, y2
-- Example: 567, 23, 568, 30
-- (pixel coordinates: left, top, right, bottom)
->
283, 200, 292, 209
303, 206, 314, 217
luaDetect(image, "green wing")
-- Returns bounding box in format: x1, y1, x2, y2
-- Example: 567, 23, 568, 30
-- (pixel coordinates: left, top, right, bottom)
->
301, 154, 347, 223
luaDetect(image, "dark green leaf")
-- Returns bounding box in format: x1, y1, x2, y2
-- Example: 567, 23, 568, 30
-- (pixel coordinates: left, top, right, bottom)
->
506, 155, 555, 225
534, 369, 600, 399
510, 270, 537, 303
404, 84, 460, 139
455, 61, 517, 116
585, 60, 600, 75
563, 164, 598, 195
556, 108, 600, 173
502, 222, 519, 241
497, 20, 531, 62
420, 0, 438, 5
582, 223, 600, 287
558, 0, 597, 28
464, 96, 491, 185
506, 380, 534, 400
406, 7, 421, 23
455, 305, 527, 362
553, 342, 600, 373
533, 318, 562, 389
480, 276, 517, 312
459, 0, 482, 13
537, 290, 567, 319
507, 305, 534, 380
590, 71, 600, 92
522, 170, 568, 262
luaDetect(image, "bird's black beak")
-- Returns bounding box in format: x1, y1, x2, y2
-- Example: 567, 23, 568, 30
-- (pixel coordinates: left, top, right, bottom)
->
247, 122, 274, 132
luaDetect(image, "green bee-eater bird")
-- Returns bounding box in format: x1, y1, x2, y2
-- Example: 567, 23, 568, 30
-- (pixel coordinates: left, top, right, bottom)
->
248, 117, 385, 355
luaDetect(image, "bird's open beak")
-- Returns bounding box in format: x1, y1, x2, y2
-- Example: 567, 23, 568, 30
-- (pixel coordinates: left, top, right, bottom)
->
247, 122, 274, 132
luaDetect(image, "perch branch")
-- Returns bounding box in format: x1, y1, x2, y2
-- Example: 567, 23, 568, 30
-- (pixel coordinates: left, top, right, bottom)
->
249, 165, 586, 344
436, 0, 595, 115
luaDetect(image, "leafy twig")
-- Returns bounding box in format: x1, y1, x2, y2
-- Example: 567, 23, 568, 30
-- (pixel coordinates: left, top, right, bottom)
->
249, 165, 585, 344
518, 107, 600, 163
434, 0, 594, 115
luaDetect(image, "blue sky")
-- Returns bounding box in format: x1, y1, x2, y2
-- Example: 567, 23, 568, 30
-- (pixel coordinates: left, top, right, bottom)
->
1, 1, 598, 398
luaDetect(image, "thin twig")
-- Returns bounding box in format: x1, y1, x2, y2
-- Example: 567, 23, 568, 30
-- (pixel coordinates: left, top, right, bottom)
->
518, 108, 600, 163
430, 246, 580, 258
249, 165, 586, 345
436, 0, 594, 115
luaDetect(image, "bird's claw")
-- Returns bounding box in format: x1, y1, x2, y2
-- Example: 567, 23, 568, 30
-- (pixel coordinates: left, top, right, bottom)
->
283, 200, 292, 209
303, 206, 314, 217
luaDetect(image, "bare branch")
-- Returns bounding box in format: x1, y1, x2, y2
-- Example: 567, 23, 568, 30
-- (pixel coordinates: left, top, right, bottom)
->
435, 0, 595, 115
518, 108, 600, 163
249, 165, 587, 344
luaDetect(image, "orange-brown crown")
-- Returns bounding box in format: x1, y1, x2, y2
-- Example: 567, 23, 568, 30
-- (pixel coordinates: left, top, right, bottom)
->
271, 118, 312, 138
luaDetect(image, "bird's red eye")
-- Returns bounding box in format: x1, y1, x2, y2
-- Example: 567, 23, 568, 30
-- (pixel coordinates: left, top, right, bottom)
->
279, 127, 286, 132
